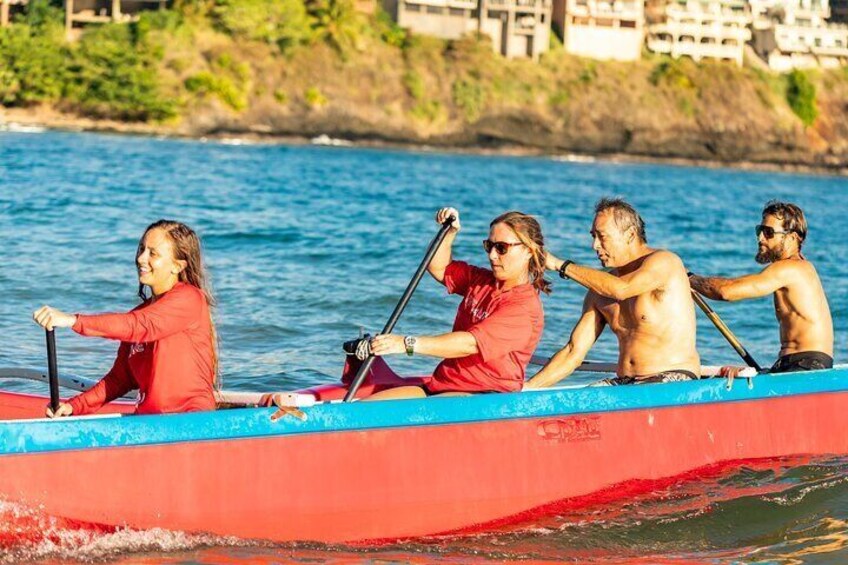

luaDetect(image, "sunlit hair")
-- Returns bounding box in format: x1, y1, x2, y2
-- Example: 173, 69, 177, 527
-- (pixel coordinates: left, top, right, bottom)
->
137, 220, 219, 383
595, 197, 647, 243
763, 200, 807, 249
490, 211, 551, 295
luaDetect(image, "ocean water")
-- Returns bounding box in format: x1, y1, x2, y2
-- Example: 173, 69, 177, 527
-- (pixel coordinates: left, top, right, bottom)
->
0, 130, 847, 563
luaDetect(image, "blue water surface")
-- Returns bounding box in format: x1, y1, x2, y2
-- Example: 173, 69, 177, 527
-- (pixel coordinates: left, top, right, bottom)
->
1, 131, 845, 392
1, 131, 848, 564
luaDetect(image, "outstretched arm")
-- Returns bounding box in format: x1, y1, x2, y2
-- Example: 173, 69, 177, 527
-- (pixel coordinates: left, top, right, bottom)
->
689, 262, 795, 302
551, 251, 675, 301
370, 332, 478, 358
524, 295, 605, 389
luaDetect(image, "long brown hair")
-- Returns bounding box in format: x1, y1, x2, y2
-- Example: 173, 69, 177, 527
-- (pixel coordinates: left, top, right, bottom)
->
137, 220, 219, 383
490, 211, 551, 295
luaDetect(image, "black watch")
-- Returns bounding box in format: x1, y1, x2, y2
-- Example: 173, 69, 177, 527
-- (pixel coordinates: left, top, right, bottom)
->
558, 260, 574, 280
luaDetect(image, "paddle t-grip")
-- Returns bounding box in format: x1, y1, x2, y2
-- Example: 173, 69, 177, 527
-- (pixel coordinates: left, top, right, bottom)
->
46, 329, 60, 413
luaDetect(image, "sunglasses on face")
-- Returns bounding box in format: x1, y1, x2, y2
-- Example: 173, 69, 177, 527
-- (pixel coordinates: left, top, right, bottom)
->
755, 225, 793, 240
483, 240, 524, 255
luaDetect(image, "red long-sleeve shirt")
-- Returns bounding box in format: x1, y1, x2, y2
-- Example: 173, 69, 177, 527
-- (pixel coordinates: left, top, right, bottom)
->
68, 282, 216, 416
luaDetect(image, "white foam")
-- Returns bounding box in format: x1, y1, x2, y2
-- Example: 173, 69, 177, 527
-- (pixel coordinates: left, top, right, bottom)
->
311, 134, 353, 147
0, 499, 251, 564
0, 123, 47, 134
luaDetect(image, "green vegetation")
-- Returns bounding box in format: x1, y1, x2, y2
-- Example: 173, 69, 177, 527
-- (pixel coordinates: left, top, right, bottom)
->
304, 86, 327, 107
213, 0, 311, 52
68, 23, 177, 120
0, 0, 66, 105
0, 0, 174, 119
649, 58, 694, 89
1, 0, 846, 159
785, 69, 818, 127
452, 77, 485, 121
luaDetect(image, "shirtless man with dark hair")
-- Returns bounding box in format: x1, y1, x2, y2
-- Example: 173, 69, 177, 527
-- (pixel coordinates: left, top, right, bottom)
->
689, 201, 833, 374
525, 197, 700, 388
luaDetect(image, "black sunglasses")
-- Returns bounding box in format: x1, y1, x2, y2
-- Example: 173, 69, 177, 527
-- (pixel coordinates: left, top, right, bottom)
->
483, 240, 524, 255
755, 225, 793, 240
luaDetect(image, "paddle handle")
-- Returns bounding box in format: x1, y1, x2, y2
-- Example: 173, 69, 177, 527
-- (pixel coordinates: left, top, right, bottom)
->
379, 215, 456, 336
46, 329, 60, 413
343, 216, 456, 402
691, 291, 763, 372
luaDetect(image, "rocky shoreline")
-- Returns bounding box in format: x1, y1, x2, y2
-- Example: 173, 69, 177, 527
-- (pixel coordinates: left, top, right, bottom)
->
3, 105, 847, 176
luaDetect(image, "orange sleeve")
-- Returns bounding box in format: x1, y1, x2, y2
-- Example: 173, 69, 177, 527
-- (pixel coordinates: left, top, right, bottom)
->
68, 342, 137, 415
73, 285, 202, 343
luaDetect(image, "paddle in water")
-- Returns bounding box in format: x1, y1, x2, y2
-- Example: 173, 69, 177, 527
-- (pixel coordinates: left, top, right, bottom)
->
343, 216, 456, 402
45, 329, 61, 414
690, 289, 763, 372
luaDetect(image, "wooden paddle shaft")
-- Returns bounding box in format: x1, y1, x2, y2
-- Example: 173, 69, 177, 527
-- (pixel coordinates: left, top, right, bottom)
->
691, 291, 763, 372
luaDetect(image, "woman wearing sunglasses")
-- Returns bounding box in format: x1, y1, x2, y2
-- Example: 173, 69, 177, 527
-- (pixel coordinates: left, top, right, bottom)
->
366, 207, 549, 399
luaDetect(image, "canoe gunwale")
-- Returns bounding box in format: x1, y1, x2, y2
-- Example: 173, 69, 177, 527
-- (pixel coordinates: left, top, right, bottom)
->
2, 368, 847, 456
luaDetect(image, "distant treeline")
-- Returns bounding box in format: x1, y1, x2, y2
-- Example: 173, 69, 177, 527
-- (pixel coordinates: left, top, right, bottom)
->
0, 0, 837, 139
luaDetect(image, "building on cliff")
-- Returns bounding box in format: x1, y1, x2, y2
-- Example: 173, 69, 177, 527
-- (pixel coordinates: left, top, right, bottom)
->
1, 0, 27, 26
551, 0, 645, 60
749, 0, 848, 69
645, 0, 752, 65
382, 0, 552, 59
64, 0, 167, 37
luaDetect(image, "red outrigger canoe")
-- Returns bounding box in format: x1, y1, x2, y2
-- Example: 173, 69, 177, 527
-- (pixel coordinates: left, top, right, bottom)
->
0, 359, 846, 543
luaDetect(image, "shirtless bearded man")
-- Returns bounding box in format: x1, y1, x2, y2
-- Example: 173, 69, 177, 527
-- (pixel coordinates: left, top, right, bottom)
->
525, 197, 700, 388
689, 201, 833, 374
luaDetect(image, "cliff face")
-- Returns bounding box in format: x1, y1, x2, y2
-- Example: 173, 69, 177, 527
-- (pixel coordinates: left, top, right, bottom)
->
168, 31, 848, 171
3, 8, 848, 171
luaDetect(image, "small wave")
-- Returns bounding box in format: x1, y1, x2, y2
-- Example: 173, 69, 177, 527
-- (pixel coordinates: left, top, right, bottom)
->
218, 138, 257, 146
311, 134, 353, 147
0, 123, 46, 134
0, 499, 250, 564
552, 153, 596, 164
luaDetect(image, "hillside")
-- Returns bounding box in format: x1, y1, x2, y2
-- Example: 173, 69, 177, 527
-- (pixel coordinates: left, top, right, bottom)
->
2, 0, 848, 172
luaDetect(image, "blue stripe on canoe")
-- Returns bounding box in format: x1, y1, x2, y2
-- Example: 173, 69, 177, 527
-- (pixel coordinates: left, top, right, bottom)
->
2, 368, 847, 455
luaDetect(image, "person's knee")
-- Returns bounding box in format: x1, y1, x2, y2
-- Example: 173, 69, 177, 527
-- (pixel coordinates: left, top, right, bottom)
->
363, 386, 427, 401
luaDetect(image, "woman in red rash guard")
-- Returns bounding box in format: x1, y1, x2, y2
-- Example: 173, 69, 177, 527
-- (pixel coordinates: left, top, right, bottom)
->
33, 220, 217, 417
365, 207, 550, 400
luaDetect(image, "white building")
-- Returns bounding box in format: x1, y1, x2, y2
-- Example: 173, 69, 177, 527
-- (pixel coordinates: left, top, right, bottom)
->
750, 0, 848, 69
552, 0, 645, 61
384, 0, 553, 59
647, 0, 752, 65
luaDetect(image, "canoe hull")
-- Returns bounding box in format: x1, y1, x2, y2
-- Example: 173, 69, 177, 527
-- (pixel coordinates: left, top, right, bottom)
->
1, 372, 847, 543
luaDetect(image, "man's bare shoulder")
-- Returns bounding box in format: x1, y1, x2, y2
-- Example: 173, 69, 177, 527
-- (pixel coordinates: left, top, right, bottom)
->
642, 249, 685, 271
765, 257, 819, 284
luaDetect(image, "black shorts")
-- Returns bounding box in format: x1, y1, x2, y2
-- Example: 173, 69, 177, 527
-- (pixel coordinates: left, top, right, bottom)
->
592, 370, 699, 386
770, 351, 833, 373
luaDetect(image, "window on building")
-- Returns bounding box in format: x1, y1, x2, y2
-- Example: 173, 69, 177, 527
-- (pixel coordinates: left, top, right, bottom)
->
449, 6, 465, 15
621, 19, 636, 27
426, 4, 443, 13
